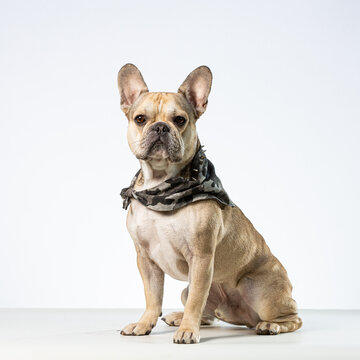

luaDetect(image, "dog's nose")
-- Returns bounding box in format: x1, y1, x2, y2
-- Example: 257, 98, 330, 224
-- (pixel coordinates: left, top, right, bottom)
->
152, 122, 170, 134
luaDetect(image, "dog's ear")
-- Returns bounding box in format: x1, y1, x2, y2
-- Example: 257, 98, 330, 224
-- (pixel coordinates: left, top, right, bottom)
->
117, 64, 148, 114
178, 66, 212, 118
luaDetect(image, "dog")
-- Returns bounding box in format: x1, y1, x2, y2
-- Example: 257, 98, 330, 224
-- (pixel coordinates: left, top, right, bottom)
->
117, 64, 302, 344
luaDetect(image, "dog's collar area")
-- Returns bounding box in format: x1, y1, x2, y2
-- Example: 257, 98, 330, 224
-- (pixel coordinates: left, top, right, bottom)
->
120, 145, 235, 212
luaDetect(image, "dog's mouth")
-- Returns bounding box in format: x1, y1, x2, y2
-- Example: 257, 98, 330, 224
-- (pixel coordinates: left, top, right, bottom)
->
149, 138, 166, 151
148, 138, 169, 158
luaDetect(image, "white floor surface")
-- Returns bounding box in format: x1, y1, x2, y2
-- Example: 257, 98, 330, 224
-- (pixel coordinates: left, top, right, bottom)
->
0, 309, 358, 360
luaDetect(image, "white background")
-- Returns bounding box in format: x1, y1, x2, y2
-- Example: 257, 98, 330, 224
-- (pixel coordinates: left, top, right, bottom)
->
0, 0, 359, 309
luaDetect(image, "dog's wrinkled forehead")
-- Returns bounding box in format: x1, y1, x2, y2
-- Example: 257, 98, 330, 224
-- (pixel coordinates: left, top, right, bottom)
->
129, 92, 195, 124
117, 63, 212, 120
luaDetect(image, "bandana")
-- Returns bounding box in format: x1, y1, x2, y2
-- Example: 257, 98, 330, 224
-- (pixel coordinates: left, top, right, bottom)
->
120, 145, 235, 212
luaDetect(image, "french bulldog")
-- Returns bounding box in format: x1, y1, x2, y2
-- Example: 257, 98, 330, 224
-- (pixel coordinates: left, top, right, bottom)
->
117, 64, 302, 344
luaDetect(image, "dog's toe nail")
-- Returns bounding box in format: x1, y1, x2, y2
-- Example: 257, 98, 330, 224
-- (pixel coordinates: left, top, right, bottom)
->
145, 330, 150, 335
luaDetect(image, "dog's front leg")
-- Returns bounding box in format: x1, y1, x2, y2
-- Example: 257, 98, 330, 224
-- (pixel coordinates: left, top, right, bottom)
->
173, 254, 214, 344
121, 248, 164, 336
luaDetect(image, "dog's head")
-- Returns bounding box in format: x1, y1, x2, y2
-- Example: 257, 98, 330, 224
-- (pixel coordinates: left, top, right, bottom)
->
117, 64, 212, 166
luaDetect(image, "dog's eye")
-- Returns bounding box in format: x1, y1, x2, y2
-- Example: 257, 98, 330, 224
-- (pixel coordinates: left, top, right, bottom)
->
173, 116, 186, 126
134, 115, 146, 125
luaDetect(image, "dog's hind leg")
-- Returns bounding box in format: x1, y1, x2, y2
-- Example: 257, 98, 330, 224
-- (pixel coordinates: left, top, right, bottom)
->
161, 286, 215, 326
256, 313, 302, 335
161, 311, 184, 326
254, 293, 302, 335
237, 263, 303, 335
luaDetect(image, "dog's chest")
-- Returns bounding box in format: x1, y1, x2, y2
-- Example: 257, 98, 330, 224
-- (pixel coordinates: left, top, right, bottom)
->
126, 200, 190, 281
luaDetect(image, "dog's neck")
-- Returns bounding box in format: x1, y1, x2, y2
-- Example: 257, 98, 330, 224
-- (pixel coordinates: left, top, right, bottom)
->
136, 139, 201, 190
138, 159, 182, 190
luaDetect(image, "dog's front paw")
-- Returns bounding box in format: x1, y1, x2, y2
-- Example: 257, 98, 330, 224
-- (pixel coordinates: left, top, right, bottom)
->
173, 327, 200, 344
120, 321, 155, 336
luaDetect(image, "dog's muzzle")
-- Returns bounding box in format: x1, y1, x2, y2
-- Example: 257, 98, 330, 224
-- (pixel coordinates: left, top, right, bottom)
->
138, 121, 182, 162
145, 122, 171, 151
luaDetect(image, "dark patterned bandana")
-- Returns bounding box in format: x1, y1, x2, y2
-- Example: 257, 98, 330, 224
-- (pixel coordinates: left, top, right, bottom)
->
120, 145, 235, 212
